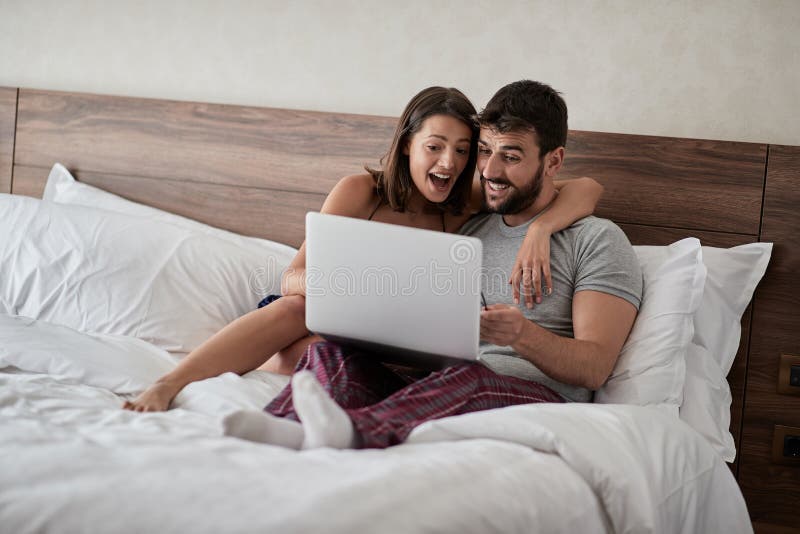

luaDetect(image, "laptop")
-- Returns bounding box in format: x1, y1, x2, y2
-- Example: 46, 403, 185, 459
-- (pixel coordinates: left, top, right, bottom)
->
304, 212, 483, 369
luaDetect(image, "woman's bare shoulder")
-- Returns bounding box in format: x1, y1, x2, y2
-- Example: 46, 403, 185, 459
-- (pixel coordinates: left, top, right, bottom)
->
334, 173, 377, 194
321, 173, 379, 219
444, 211, 474, 233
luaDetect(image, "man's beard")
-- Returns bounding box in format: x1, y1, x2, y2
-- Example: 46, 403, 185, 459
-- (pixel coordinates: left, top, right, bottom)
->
480, 160, 544, 215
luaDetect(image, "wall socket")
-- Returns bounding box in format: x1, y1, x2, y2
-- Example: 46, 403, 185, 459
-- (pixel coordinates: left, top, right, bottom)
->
772, 425, 800, 465
777, 354, 800, 395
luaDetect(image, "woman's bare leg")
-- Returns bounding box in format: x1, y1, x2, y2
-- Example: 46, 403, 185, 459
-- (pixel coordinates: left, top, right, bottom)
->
123, 295, 309, 412
258, 334, 325, 375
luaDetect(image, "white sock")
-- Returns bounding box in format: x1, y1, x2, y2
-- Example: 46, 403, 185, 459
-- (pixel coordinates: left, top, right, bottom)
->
291, 370, 357, 450
222, 409, 304, 449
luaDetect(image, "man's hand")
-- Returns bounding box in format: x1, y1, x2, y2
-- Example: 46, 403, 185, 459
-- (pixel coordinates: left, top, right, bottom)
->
480, 304, 527, 347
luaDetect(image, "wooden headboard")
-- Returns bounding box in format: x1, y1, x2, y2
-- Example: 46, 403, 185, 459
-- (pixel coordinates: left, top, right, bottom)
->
1, 87, 798, 531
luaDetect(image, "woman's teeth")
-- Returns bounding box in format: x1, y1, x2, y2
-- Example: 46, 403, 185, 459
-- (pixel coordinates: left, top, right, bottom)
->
429, 173, 451, 188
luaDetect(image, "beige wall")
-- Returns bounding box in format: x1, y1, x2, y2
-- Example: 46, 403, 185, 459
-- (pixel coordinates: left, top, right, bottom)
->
1, 0, 798, 145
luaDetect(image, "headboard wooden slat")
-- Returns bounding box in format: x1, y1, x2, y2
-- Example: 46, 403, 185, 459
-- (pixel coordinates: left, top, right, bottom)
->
15, 89, 768, 239
0, 87, 17, 194
8, 165, 45, 198
561, 131, 767, 235
15, 89, 394, 197
618, 223, 757, 248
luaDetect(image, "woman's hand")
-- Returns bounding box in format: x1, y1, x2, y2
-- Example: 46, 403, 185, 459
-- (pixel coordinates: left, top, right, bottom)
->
507, 176, 602, 308
509, 223, 552, 309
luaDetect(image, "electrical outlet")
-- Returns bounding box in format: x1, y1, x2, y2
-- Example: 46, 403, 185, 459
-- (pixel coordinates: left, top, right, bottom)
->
778, 354, 800, 395
772, 425, 800, 465
785, 435, 800, 458
791, 365, 800, 387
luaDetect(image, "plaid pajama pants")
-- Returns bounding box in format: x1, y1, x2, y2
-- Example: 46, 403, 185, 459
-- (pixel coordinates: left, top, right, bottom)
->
265, 341, 564, 448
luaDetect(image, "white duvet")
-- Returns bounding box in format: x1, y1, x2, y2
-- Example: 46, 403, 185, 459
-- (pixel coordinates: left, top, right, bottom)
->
0, 313, 751, 534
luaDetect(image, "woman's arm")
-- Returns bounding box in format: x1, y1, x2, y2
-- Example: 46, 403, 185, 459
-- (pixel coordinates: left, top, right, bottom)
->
512, 177, 603, 308
280, 243, 308, 296
280, 174, 377, 297
543, 177, 604, 233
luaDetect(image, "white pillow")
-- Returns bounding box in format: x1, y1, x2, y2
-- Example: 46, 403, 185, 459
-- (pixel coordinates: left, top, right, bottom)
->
595, 238, 706, 407
679, 243, 772, 462
0, 194, 296, 355
681, 343, 736, 461
0, 313, 176, 394
694, 243, 772, 375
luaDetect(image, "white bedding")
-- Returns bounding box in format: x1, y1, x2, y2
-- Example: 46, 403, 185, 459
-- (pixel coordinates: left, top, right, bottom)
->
0, 314, 751, 534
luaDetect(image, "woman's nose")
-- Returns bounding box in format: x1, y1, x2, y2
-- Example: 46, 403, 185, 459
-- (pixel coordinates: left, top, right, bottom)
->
439, 150, 455, 170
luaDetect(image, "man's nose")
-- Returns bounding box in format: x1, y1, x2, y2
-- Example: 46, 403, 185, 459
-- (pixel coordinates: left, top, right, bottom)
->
481, 152, 502, 179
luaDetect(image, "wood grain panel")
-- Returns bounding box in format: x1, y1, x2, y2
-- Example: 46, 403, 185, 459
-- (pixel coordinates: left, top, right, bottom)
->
16, 89, 768, 237
12, 165, 324, 248
562, 131, 766, 235
739, 145, 800, 528
9, 165, 46, 198
15, 89, 395, 196
619, 222, 758, 248
0, 87, 17, 193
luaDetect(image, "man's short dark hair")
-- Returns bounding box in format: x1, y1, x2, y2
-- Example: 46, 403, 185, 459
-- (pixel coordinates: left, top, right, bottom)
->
476, 80, 568, 157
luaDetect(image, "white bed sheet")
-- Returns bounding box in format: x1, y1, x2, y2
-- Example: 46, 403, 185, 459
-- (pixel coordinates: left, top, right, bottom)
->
0, 314, 751, 534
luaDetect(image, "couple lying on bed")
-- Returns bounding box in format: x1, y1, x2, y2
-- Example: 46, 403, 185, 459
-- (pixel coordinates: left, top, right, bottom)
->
124, 80, 643, 450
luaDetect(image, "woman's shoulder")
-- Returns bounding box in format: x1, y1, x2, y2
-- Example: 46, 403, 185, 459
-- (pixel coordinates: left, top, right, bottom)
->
321, 173, 379, 219
335, 173, 376, 193
443, 211, 474, 233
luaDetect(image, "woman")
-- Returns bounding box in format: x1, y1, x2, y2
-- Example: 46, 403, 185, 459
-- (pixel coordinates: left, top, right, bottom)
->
123, 86, 601, 412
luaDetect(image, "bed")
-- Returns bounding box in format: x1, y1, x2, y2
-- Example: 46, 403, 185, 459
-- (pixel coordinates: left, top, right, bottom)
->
1, 87, 798, 533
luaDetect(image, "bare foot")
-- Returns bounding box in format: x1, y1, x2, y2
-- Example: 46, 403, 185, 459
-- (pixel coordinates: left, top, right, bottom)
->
122, 381, 180, 412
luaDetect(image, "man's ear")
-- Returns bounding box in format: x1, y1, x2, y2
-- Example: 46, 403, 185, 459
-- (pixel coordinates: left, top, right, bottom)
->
544, 147, 565, 177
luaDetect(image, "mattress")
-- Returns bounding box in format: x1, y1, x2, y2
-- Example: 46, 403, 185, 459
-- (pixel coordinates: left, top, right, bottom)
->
0, 313, 752, 534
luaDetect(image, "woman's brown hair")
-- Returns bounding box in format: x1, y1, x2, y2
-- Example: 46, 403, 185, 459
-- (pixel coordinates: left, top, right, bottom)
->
367, 87, 478, 215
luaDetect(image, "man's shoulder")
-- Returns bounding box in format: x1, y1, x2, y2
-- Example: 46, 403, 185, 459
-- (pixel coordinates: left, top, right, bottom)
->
566, 217, 643, 309
458, 213, 496, 236
560, 215, 638, 270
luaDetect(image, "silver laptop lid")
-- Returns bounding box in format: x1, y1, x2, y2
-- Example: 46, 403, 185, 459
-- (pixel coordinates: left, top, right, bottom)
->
305, 212, 482, 364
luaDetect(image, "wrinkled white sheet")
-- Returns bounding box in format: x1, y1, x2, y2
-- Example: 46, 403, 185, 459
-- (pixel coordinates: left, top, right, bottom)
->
0, 314, 752, 534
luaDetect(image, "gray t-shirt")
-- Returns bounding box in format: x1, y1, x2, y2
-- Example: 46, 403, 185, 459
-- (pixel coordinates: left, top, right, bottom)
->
460, 213, 643, 402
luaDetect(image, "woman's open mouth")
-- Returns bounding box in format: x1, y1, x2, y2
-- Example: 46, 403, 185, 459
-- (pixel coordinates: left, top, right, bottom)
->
429, 172, 452, 192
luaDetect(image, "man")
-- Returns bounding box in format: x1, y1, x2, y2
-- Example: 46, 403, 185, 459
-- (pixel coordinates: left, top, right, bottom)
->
466, 80, 642, 402
224, 80, 642, 448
